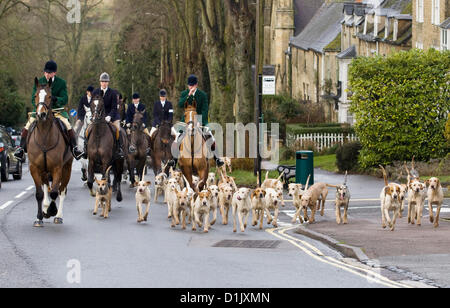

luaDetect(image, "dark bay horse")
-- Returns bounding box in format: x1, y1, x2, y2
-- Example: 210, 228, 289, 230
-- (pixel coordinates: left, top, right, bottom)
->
86, 92, 125, 202
178, 101, 209, 192
151, 120, 174, 176
28, 78, 73, 227
127, 111, 149, 187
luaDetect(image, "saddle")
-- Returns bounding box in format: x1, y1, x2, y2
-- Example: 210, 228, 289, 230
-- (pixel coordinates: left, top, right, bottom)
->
28, 117, 70, 147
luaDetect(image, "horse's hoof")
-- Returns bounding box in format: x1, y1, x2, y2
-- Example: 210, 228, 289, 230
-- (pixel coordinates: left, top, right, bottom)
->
48, 202, 58, 217
43, 212, 51, 219
116, 195, 123, 202
54, 218, 63, 225
33, 220, 44, 228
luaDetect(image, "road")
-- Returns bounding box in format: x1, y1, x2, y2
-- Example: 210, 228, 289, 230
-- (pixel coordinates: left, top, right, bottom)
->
0, 162, 415, 288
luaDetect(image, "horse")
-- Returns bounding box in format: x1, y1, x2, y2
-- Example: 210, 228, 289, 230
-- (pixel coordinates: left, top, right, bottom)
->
86, 92, 125, 202
127, 110, 149, 187
27, 77, 73, 227
74, 104, 92, 183
151, 120, 174, 176
118, 95, 127, 127
178, 100, 209, 192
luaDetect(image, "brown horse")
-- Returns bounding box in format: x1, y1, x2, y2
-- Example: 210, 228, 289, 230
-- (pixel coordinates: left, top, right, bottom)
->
28, 78, 73, 227
117, 96, 127, 127
151, 120, 174, 176
127, 111, 149, 187
178, 100, 209, 192
86, 92, 125, 202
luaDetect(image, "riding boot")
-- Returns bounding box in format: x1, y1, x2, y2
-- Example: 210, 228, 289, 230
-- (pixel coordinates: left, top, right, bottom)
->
167, 130, 184, 168
210, 141, 224, 168
68, 129, 83, 160
115, 134, 125, 160
14, 128, 28, 163
204, 131, 224, 168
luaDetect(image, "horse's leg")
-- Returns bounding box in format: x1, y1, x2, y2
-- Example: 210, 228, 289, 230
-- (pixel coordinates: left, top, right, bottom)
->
115, 160, 123, 202
55, 161, 72, 224
197, 163, 209, 192
30, 165, 45, 227
87, 160, 96, 197
49, 167, 62, 218
42, 183, 51, 218
128, 157, 135, 188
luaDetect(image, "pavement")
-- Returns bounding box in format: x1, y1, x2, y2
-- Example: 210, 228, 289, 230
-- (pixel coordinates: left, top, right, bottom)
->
284, 168, 450, 288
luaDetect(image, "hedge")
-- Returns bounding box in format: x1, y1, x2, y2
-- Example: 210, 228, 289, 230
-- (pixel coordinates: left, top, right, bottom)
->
349, 49, 450, 168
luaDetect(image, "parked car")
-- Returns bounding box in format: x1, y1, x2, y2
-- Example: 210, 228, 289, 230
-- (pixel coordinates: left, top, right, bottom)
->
0, 126, 23, 182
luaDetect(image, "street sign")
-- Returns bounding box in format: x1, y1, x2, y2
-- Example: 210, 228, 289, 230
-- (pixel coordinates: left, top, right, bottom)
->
262, 75, 276, 95
70, 109, 77, 117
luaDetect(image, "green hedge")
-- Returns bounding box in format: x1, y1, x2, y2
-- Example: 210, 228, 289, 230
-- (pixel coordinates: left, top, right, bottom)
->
349, 49, 450, 168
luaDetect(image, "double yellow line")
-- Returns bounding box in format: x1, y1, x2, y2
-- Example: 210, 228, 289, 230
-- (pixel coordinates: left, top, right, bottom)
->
266, 226, 413, 288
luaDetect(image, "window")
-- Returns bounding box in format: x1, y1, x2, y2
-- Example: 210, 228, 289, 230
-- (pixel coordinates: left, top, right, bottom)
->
442, 29, 448, 51
416, 0, 424, 23
415, 41, 424, 49
432, 0, 440, 25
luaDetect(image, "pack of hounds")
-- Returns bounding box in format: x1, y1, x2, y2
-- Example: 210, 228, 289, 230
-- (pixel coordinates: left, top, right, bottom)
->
92, 157, 445, 233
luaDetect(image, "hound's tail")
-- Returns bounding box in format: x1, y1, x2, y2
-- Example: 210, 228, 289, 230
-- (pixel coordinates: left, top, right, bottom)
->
379, 165, 389, 186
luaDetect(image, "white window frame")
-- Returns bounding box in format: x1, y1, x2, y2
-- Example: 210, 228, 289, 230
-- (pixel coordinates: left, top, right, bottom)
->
415, 41, 424, 49
416, 0, 424, 23
432, 0, 440, 25
441, 28, 448, 51
374, 15, 379, 36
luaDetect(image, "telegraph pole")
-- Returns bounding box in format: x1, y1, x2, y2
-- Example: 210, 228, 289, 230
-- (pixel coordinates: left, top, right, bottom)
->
254, 0, 264, 185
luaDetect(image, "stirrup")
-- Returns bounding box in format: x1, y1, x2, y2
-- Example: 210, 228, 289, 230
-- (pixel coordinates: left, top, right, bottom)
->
14, 148, 25, 163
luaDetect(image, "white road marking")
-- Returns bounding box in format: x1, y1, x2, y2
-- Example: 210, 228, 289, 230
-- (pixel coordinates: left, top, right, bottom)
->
26, 186, 34, 191
0, 201, 14, 210
15, 192, 27, 199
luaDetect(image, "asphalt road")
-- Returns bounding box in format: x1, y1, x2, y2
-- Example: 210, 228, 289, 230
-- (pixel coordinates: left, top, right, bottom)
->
0, 161, 414, 288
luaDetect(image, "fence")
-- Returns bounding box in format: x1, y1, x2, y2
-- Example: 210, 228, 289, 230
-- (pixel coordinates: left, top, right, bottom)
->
287, 132, 359, 152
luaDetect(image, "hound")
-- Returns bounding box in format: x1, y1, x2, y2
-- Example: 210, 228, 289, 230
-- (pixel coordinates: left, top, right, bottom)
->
208, 184, 220, 225
426, 177, 444, 228
300, 181, 336, 223
94, 166, 113, 219
218, 182, 234, 225
379, 166, 402, 231
166, 178, 181, 220
261, 171, 285, 206
172, 187, 190, 229
206, 172, 216, 188
192, 190, 212, 233
135, 167, 151, 223
264, 188, 282, 228
232, 188, 252, 233
251, 173, 267, 229
405, 164, 427, 226
154, 171, 168, 203
335, 172, 350, 225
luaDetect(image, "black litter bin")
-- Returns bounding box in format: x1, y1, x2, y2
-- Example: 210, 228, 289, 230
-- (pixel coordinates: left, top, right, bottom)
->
296, 151, 314, 186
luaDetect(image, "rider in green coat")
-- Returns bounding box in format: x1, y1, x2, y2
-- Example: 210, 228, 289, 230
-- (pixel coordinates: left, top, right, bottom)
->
14, 60, 83, 161
169, 74, 224, 168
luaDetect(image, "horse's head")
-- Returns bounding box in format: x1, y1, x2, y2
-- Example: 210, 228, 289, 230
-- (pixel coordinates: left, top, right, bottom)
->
131, 110, 145, 132
91, 92, 106, 121
184, 99, 198, 131
34, 77, 53, 121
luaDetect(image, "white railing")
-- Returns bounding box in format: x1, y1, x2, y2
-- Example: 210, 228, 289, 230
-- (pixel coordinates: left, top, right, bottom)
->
287, 132, 359, 152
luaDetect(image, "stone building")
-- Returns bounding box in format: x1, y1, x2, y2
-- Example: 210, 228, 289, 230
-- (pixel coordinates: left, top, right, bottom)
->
412, 0, 450, 50
264, 0, 324, 94
289, 1, 345, 122
337, 0, 413, 123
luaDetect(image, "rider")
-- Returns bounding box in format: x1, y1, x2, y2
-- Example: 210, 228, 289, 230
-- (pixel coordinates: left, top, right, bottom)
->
169, 75, 224, 168
150, 89, 174, 139
82, 72, 125, 159
14, 60, 83, 161
76, 85, 94, 124
126, 92, 150, 138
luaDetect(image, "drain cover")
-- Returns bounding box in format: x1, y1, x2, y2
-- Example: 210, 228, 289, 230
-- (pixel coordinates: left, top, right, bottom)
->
213, 240, 281, 249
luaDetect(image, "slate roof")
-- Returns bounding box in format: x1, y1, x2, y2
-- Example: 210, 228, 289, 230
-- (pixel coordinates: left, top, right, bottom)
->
440, 18, 450, 30
290, 2, 345, 53
294, 0, 325, 36
337, 45, 357, 59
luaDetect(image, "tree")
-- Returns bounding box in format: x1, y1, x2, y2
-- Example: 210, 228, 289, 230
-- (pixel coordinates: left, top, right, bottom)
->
0, 71, 25, 127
